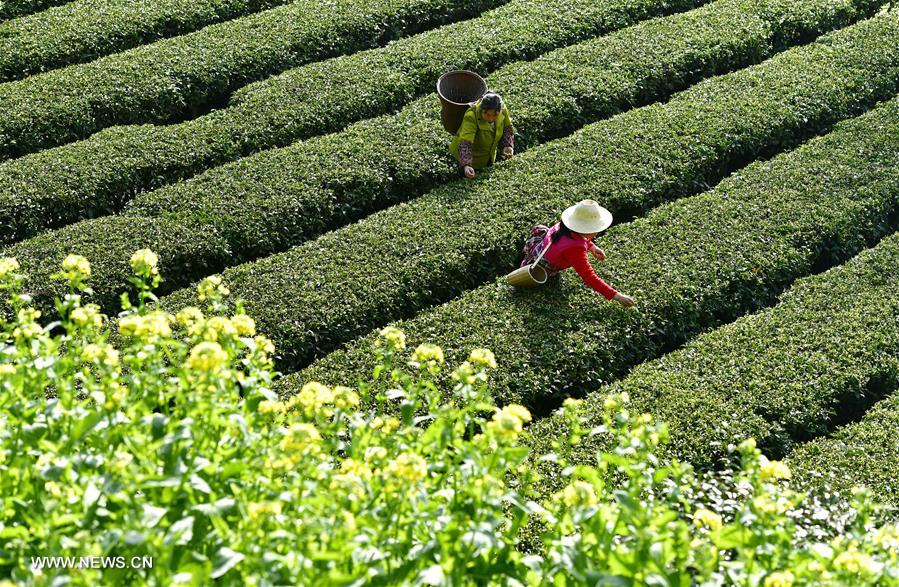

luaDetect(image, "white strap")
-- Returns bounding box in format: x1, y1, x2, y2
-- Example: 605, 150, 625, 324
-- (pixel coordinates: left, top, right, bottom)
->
532, 237, 553, 267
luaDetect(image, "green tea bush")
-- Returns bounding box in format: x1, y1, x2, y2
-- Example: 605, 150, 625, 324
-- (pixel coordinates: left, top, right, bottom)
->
155, 14, 899, 372
2, 254, 899, 585
2, 216, 233, 314
523, 230, 899, 504
7, 6, 895, 320
0, 0, 712, 243
0, 0, 294, 81
286, 88, 899, 409
0, 0, 506, 159
790, 395, 899, 509
0, 0, 72, 20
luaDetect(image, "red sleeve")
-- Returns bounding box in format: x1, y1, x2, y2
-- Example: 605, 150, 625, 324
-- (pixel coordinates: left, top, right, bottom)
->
562, 247, 617, 300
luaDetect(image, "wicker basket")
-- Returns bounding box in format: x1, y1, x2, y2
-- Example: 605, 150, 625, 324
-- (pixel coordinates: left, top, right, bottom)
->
437, 70, 487, 134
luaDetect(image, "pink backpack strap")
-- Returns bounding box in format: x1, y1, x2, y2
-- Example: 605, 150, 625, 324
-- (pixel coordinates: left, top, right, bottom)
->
530, 224, 550, 237
541, 222, 561, 250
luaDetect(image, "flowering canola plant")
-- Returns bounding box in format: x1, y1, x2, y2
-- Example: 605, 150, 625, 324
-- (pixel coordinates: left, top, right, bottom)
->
0, 252, 898, 585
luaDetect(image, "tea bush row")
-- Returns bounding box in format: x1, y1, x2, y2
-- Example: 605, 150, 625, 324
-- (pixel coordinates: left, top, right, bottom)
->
159, 15, 899, 372
6, 1, 890, 319
524, 230, 899, 492
0, 0, 711, 242
0, 0, 507, 159
0, 0, 72, 20
789, 391, 899, 509
282, 87, 899, 413
0, 0, 293, 82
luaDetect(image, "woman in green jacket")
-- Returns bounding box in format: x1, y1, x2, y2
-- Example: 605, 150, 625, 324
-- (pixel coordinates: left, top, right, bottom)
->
449, 92, 514, 179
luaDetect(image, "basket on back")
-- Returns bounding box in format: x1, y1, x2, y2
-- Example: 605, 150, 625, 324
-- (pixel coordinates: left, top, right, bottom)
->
437, 70, 487, 134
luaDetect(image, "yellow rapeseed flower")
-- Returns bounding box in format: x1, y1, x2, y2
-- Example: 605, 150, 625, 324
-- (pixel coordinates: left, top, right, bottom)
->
693, 508, 723, 531
44, 481, 63, 499
738, 437, 757, 453
61, 254, 91, 277
231, 314, 256, 336
469, 348, 497, 369
70, 304, 103, 329
752, 495, 790, 516
254, 335, 275, 355
833, 547, 880, 576
13, 322, 42, 341
759, 455, 792, 481
247, 501, 282, 520
872, 524, 899, 553
412, 343, 444, 364
104, 383, 127, 409
129, 248, 159, 276
340, 458, 373, 480
204, 316, 238, 341
0, 257, 20, 279
329, 473, 366, 498
176, 306, 204, 328
81, 343, 119, 367
487, 404, 532, 441
118, 312, 172, 339
378, 326, 406, 350
504, 404, 532, 424
603, 391, 629, 411
364, 446, 388, 463
562, 480, 597, 508
280, 423, 322, 454
385, 452, 427, 484
18, 308, 41, 322
562, 397, 583, 409
186, 341, 228, 373
197, 275, 229, 301
258, 400, 286, 414
763, 571, 795, 587
381, 417, 401, 434
333, 386, 360, 409
290, 382, 333, 411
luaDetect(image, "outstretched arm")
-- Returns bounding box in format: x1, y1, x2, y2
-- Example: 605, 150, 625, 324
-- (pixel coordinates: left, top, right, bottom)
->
564, 248, 616, 300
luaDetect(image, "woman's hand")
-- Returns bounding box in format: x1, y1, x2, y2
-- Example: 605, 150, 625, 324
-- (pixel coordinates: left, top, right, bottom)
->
503, 146, 514, 158
464, 165, 476, 179
590, 246, 606, 261
613, 293, 635, 308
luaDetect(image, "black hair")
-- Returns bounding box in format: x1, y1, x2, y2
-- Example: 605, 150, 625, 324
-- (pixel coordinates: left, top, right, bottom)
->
480, 92, 502, 112
550, 221, 574, 244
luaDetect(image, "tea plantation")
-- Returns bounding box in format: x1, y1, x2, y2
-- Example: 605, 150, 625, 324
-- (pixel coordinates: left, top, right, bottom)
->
1, 0, 898, 583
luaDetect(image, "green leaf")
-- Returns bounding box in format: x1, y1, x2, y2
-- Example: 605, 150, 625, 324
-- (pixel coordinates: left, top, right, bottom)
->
211, 547, 244, 579
715, 524, 751, 550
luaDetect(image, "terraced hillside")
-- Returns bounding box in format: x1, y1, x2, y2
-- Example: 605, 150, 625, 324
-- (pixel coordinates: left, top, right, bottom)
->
3, 0, 898, 541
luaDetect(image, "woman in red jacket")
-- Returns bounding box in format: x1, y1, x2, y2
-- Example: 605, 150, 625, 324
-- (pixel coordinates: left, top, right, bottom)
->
520, 199, 635, 307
